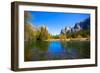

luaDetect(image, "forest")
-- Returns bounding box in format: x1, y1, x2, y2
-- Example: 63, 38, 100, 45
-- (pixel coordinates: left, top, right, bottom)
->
24, 12, 90, 42
24, 11, 90, 61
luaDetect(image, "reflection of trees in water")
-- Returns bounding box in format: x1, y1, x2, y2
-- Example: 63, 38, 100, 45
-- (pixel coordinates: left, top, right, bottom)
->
24, 41, 50, 61
61, 41, 90, 59
25, 40, 90, 61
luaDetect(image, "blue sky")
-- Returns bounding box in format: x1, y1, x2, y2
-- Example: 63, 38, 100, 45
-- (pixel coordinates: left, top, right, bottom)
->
26, 11, 90, 35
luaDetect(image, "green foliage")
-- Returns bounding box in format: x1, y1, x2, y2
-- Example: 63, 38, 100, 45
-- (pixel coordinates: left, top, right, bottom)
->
36, 26, 49, 41
60, 34, 66, 40
24, 12, 51, 41
52, 35, 59, 39
60, 29, 90, 39
24, 12, 90, 42
25, 22, 90, 42
24, 23, 36, 41
25, 23, 51, 42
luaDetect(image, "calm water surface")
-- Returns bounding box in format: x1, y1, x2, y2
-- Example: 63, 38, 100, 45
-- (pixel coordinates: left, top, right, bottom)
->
25, 41, 90, 61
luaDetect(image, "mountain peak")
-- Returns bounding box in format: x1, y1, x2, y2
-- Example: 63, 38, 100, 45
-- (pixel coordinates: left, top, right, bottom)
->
60, 17, 90, 34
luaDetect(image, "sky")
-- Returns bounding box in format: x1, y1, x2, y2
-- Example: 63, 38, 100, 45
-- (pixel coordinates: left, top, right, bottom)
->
26, 11, 90, 35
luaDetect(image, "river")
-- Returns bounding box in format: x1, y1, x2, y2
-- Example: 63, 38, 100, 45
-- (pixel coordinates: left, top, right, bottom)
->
25, 40, 90, 61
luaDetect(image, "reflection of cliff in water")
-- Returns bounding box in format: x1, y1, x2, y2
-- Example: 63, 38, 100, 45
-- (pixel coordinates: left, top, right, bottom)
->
24, 40, 90, 61
61, 41, 90, 59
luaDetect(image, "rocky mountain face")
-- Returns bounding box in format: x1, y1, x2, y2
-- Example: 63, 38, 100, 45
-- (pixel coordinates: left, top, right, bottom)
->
60, 17, 90, 34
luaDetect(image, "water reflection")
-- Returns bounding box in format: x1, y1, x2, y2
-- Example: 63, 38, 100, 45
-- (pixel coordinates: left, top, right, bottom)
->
25, 41, 90, 61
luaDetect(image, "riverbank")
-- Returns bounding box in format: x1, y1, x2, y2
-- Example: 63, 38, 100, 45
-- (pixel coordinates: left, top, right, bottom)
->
44, 38, 89, 41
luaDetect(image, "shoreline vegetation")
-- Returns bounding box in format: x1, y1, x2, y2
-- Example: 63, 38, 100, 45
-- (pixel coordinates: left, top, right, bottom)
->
24, 12, 91, 61
44, 38, 90, 42
24, 12, 90, 42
